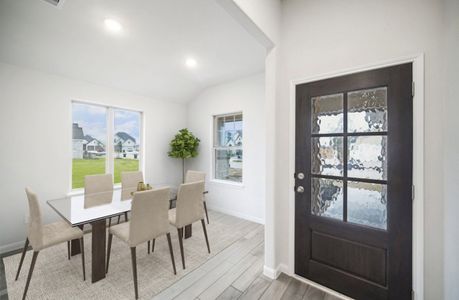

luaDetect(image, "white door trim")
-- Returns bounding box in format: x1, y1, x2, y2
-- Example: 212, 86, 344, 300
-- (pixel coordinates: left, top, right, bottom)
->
287, 53, 424, 299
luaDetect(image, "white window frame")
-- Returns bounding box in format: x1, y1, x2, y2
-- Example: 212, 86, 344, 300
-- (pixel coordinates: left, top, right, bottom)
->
212, 112, 243, 185
70, 100, 144, 191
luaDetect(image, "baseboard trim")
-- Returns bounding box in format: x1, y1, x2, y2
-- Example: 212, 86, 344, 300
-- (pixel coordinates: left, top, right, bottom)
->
0, 240, 24, 255
263, 263, 288, 279
263, 265, 279, 279
207, 204, 264, 224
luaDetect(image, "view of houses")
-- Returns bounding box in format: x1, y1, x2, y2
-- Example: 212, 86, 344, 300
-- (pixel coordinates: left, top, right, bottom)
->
72, 123, 139, 159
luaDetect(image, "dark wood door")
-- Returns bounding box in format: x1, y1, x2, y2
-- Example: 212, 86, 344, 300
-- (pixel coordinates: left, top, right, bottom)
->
295, 64, 413, 300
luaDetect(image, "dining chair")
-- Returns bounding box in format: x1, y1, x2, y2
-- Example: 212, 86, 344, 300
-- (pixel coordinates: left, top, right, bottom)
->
84, 173, 117, 227
119, 171, 144, 224
185, 170, 209, 224
169, 181, 210, 270
16, 188, 85, 300
84, 174, 113, 208
106, 187, 176, 299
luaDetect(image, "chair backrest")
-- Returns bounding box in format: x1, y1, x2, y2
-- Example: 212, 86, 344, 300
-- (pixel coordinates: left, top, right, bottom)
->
175, 181, 205, 228
25, 188, 43, 249
121, 171, 144, 201
185, 170, 206, 183
84, 174, 113, 208
129, 187, 170, 247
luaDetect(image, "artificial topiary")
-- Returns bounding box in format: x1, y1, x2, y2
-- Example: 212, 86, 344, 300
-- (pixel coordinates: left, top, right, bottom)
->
168, 128, 200, 182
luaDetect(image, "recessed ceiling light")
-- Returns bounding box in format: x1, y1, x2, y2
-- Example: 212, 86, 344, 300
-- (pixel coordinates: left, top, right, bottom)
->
185, 58, 197, 68
104, 18, 122, 33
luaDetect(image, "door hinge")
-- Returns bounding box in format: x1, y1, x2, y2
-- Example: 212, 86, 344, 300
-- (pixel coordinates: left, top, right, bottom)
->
412, 81, 415, 97
412, 185, 415, 201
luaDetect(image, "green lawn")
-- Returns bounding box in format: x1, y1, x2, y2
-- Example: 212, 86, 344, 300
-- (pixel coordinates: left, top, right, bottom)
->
72, 158, 139, 189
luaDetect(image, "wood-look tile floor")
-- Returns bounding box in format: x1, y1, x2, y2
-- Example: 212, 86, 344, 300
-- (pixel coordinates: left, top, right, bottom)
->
0, 212, 343, 300
152, 220, 342, 300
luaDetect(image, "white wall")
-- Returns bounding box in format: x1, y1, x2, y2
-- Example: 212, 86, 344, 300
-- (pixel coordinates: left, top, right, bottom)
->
443, 0, 459, 298
276, 0, 446, 299
0, 62, 186, 252
186, 73, 265, 223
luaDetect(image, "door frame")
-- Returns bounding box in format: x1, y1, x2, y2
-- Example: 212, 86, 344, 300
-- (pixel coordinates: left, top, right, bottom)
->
287, 54, 424, 299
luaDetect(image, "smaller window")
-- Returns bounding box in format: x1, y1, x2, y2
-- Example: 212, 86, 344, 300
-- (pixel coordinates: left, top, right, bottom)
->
213, 113, 243, 183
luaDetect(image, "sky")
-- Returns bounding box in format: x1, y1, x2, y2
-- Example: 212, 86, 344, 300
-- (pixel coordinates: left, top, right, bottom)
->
72, 103, 140, 144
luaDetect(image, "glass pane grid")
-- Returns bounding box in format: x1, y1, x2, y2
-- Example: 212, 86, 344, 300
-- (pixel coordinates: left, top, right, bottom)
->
309, 87, 389, 231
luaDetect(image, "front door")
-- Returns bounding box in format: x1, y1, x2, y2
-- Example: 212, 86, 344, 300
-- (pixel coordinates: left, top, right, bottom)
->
295, 64, 413, 299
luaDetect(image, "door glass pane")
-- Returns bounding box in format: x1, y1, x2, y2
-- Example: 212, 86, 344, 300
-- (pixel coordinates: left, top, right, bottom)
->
311, 178, 343, 220
72, 103, 107, 189
348, 135, 387, 180
348, 181, 387, 230
311, 94, 343, 134
114, 109, 141, 184
348, 87, 387, 133
311, 137, 343, 176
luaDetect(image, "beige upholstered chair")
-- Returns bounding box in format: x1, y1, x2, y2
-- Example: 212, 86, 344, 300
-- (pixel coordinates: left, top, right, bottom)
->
84, 174, 113, 208
16, 188, 85, 300
121, 171, 144, 200
169, 181, 210, 269
119, 171, 144, 224
106, 188, 176, 299
185, 170, 209, 224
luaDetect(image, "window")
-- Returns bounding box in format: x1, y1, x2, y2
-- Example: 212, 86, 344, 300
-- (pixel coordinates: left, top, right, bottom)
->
213, 113, 243, 183
72, 101, 142, 189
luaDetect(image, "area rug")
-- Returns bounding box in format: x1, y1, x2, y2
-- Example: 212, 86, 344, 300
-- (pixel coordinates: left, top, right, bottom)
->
3, 210, 262, 299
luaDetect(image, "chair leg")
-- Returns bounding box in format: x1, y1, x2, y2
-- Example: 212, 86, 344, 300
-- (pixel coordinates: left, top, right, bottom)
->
177, 228, 185, 269
201, 219, 210, 253
203, 201, 210, 224
147, 240, 151, 254
166, 233, 176, 275
130, 247, 139, 300
67, 241, 71, 260
22, 251, 39, 300
106, 233, 113, 274
79, 237, 86, 281
117, 215, 121, 224
152, 239, 155, 253
108, 218, 112, 228
15, 238, 29, 281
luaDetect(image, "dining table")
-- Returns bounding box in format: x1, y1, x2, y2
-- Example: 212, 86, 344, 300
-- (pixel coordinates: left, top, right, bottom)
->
47, 185, 208, 283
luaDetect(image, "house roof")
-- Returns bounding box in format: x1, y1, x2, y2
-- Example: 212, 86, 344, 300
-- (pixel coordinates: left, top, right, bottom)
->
84, 135, 94, 143
115, 132, 136, 143
72, 123, 84, 139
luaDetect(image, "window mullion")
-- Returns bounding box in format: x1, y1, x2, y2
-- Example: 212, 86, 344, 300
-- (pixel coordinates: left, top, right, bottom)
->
107, 107, 114, 179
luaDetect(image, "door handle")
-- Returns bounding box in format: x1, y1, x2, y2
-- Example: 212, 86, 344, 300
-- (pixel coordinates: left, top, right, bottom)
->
296, 186, 304, 193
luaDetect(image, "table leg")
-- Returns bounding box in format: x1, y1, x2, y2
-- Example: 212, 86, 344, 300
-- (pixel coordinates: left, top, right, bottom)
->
70, 225, 84, 256
184, 224, 192, 239
91, 219, 106, 283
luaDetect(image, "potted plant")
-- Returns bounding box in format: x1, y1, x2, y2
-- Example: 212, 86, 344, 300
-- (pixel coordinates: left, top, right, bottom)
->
168, 128, 200, 182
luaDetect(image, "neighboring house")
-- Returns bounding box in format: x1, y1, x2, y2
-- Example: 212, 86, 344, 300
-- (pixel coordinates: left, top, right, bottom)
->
114, 132, 136, 152
225, 131, 242, 147
84, 135, 105, 154
72, 123, 85, 159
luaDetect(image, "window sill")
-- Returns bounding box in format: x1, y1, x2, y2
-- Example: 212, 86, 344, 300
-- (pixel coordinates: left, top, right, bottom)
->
67, 184, 121, 197
209, 179, 245, 189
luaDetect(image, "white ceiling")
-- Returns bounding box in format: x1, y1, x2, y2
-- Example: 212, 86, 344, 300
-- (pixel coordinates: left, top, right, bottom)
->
0, 0, 266, 102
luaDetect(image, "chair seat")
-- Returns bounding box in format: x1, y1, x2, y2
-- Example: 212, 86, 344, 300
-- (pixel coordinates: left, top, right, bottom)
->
38, 221, 83, 250
168, 208, 177, 226
109, 222, 130, 243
